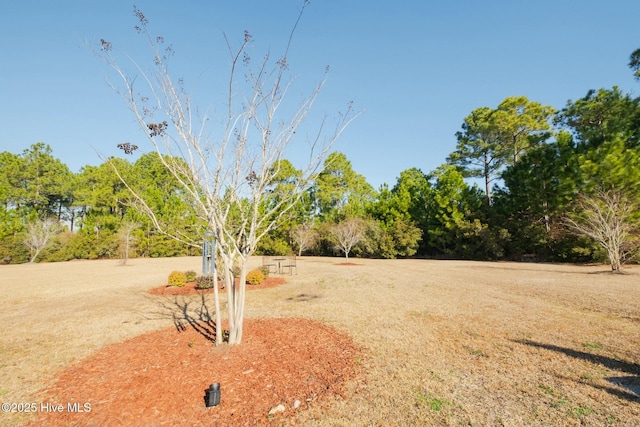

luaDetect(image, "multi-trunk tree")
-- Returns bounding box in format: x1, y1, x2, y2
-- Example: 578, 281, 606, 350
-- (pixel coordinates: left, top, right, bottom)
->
290, 222, 318, 256
24, 217, 60, 263
96, 3, 356, 345
565, 190, 639, 272
329, 217, 367, 260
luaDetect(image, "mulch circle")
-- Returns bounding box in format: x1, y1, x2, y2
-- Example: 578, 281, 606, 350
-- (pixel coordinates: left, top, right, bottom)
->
32, 317, 364, 427
148, 276, 288, 296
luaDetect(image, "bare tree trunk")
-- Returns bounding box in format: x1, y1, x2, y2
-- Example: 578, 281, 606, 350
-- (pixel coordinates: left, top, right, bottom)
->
212, 269, 223, 345
224, 253, 237, 344
230, 260, 248, 345
484, 152, 492, 206
118, 221, 139, 265
542, 180, 550, 233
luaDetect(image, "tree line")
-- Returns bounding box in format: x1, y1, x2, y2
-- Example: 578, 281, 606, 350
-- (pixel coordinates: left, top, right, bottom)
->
2, 52, 640, 268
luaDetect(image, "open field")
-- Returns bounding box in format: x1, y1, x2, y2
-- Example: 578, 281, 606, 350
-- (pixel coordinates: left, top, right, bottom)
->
1, 256, 639, 426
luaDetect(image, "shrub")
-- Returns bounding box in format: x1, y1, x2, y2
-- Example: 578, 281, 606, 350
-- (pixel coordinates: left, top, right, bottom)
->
195, 275, 214, 289
185, 270, 197, 282
246, 268, 265, 285
168, 271, 187, 287
259, 266, 270, 277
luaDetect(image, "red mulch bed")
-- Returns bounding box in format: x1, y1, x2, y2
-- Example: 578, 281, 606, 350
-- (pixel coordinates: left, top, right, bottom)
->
148, 276, 288, 296
32, 318, 363, 427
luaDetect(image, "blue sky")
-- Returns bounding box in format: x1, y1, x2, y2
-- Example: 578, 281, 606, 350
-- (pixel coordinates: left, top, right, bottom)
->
1, 1, 639, 189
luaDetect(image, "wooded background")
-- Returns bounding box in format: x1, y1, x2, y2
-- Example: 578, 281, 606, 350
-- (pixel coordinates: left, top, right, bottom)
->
3, 78, 640, 265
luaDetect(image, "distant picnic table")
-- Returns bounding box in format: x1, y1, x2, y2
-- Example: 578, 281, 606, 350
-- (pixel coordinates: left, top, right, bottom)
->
262, 255, 297, 275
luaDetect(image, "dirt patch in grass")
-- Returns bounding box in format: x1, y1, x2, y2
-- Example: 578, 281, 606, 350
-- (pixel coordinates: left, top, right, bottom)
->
30, 317, 363, 427
148, 276, 287, 296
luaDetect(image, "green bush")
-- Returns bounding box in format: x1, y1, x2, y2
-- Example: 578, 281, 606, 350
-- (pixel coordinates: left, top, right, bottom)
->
195, 275, 214, 289
185, 270, 197, 282
246, 268, 265, 285
0, 234, 30, 264
168, 271, 187, 287
259, 266, 270, 278
256, 235, 292, 256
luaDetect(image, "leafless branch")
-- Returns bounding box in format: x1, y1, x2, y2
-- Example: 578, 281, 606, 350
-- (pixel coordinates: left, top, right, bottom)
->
565, 190, 639, 272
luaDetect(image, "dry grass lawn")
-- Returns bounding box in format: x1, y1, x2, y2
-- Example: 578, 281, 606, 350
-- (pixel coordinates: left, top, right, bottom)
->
1, 256, 639, 426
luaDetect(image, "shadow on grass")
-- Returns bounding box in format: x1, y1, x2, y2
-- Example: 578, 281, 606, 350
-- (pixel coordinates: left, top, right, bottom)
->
517, 339, 640, 401
474, 263, 638, 275
286, 293, 321, 302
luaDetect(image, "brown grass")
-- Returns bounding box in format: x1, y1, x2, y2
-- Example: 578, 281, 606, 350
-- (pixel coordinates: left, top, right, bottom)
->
1, 256, 639, 426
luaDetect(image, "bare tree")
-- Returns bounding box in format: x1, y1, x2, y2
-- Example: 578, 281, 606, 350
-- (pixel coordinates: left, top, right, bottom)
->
330, 218, 366, 261
117, 220, 139, 265
24, 217, 60, 263
565, 190, 639, 272
290, 222, 318, 256
96, 3, 357, 345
